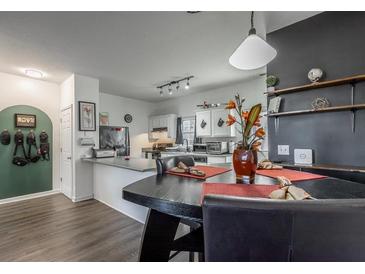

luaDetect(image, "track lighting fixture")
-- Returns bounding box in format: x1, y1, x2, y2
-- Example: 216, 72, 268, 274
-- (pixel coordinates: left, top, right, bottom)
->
157, 76, 194, 96
168, 84, 173, 95
185, 78, 190, 90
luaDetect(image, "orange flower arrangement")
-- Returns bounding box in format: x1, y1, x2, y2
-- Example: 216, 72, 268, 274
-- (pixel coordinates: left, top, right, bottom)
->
225, 94, 265, 151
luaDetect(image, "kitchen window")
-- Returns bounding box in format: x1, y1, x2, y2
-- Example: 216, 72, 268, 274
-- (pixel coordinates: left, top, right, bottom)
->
182, 116, 195, 147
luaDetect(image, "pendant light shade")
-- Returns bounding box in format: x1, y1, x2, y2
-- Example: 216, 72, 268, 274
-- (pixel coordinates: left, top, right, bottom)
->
229, 12, 277, 70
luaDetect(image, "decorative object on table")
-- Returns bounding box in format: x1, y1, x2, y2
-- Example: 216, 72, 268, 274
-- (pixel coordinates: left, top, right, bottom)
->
169, 161, 206, 177
257, 159, 283, 170
266, 75, 279, 92
99, 112, 109, 126
26, 130, 40, 163
229, 11, 277, 70
0, 129, 11, 145
308, 68, 324, 83
225, 94, 264, 183
269, 176, 312, 200
14, 113, 36, 128
39, 130, 50, 161
268, 96, 282, 114
12, 129, 28, 166
311, 97, 331, 110
79, 101, 96, 131
124, 113, 133, 123
294, 149, 313, 165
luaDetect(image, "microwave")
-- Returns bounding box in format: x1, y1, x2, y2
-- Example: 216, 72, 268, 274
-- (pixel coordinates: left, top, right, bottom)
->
206, 141, 228, 155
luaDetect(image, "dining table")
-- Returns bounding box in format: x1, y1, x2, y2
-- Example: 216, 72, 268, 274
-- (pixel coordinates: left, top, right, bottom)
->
122, 165, 365, 261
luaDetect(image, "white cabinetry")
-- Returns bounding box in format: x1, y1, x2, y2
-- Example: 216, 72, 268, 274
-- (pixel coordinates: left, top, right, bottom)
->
149, 114, 177, 140
196, 109, 235, 137
211, 109, 236, 137
196, 110, 212, 137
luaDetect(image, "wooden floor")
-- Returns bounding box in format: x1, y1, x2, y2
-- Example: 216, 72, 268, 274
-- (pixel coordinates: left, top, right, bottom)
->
0, 194, 188, 262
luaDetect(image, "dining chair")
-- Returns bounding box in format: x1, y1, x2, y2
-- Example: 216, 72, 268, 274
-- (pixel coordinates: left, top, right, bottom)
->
156, 155, 195, 175
155, 155, 204, 261
203, 195, 365, 262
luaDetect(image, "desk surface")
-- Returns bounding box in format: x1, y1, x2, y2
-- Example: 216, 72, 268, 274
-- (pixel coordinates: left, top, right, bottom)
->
122, 169, 365, 221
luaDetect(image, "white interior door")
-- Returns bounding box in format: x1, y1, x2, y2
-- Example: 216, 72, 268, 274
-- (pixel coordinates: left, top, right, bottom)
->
60, 106, 73, 199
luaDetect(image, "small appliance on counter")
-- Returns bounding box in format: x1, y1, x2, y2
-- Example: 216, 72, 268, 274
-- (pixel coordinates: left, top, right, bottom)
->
206, 141, 228, 154
93, 149, 115, 158
193, 143, 207, 153
228, 141, 236, 154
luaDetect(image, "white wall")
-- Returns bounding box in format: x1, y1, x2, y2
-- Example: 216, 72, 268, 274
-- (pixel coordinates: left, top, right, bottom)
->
100, 93, 155, 157
0, 71, 61, 191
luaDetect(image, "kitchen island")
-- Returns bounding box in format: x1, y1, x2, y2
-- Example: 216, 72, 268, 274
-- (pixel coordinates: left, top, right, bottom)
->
83, 157, 156, 223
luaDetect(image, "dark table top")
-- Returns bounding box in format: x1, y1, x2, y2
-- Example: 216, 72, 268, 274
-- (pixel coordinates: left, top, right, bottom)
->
122, 168, 365, 222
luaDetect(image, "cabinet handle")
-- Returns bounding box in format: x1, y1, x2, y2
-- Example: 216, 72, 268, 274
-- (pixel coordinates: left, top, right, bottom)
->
217, 118, 224, 127
200, 120, 207, 129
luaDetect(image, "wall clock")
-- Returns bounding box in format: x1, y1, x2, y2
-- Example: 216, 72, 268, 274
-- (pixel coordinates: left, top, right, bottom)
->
124, 114, 133, 123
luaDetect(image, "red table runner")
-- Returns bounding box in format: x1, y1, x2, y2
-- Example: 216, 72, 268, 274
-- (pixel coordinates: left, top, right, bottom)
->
201, 183, 278, 203
256, 168, 327, 182
166, 165, 231, 180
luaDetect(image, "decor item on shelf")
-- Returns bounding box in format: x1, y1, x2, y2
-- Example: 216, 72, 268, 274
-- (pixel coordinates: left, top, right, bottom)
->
308, 68, 324, 83
311, 97, 331, 110
200, 119, 207, 129
229, 11, 277, 70
15, 113, 36, 128
79, 101, 96, 131
99, 112, 109, 126
157, 76, 194, 97
196, 101, 226, 109
268, 96, 282, 114
225, 94, 264, 183
124, 113, 133, 123
0, 129, 10, 145
266, 75, 279, 92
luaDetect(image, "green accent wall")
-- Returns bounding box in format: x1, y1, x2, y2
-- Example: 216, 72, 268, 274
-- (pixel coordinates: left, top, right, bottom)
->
0, 105, 53, 199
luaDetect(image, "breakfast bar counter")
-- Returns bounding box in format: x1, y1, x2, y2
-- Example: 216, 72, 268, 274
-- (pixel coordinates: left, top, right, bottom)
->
84, 157, 156, 223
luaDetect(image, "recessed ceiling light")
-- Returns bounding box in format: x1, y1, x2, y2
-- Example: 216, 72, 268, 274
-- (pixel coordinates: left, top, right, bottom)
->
24, 69, 44, 79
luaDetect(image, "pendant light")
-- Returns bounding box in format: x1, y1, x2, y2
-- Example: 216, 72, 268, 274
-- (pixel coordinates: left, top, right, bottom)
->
229, 11, 277, 70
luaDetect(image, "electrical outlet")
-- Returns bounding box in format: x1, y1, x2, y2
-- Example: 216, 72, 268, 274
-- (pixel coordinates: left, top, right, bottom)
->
278, 145, 290, 155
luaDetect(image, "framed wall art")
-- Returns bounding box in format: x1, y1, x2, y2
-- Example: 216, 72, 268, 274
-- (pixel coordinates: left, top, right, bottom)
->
79, 101, 96, 131
15, 113, 36, 128
99, 112, 109, 126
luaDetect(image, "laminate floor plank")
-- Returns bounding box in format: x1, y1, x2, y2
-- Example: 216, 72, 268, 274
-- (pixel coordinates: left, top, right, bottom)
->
0, 194, 189, 262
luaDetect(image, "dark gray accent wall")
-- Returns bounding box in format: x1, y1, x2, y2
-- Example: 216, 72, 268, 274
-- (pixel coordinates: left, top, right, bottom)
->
267, 12, 365, 167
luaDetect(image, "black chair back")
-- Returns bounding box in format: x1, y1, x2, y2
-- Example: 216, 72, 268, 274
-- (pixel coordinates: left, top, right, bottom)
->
156, 155, 195, 175
203, 195, 365, 262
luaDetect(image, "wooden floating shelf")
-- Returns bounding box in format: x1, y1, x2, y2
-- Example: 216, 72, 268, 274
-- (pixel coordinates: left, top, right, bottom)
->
267, 74, 365, 96
267, 104, 365, 117
275, 163, 365, 174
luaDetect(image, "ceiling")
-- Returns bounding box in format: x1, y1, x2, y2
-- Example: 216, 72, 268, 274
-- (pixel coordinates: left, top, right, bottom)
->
0, 11, 321, 102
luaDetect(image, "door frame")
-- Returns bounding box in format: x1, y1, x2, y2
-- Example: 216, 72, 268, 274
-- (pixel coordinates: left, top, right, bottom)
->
60, 105, 74, 199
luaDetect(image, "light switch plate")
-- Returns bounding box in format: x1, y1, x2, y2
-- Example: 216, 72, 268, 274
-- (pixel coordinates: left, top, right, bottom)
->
278, 145, 290, 155
294, 149, 313, 165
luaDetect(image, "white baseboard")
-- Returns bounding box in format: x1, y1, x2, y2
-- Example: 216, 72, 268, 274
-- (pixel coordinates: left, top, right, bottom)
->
72, 194, 94, 203
0, 189, 60, 205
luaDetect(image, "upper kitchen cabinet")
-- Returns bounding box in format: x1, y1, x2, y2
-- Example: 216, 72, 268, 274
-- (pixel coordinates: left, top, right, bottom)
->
196, 109, 235, 137
196, 110, 212, 137
211, 108, 236, 137
149, 114, 177, 140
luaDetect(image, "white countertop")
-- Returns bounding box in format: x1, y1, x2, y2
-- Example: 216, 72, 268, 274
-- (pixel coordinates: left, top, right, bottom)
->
160, 151, 232, 157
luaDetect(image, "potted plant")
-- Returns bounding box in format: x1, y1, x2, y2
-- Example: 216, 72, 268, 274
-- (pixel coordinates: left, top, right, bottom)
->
226, 94, 265, 183
266, 75, 279, 92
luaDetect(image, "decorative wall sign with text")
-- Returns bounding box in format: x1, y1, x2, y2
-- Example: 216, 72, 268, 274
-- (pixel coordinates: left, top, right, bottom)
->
79, 101, 96, 131
15, 113, 36, 128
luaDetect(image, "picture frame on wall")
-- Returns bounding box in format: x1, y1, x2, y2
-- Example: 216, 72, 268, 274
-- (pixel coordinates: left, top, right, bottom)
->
15, 113, 36, 128
99, 112, 109, 126
79, 101, 96, 131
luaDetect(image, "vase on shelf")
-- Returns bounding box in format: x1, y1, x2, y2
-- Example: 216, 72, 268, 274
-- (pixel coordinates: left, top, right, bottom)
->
233, 147, 258, 184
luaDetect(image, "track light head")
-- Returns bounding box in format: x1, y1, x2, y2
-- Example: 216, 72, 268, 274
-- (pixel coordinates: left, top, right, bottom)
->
185, 79, 190, 90
159, 88, 163, 96
168, 85, 172, 95
176, 82, 180, 92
